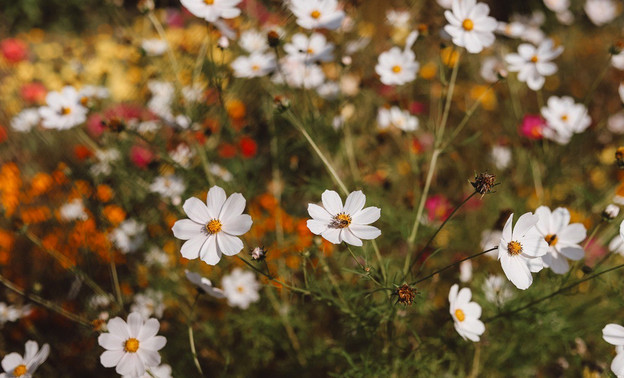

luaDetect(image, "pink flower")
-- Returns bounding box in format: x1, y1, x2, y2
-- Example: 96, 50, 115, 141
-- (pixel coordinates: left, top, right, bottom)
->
20, 82, 47, 104
519, 114, 545, 140
87, 114, 106, 137
1, 38, 28, 63
425, 194, 452, 222
130, 145, 155, 169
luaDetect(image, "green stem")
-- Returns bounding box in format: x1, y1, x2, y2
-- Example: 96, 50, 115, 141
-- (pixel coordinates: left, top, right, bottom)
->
410, 247, 496, 286
188, 293, 204, 376
236, 255, 311, 296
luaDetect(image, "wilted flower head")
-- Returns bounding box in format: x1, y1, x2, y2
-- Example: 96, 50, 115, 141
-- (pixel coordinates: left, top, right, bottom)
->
396, 284, 417, 306
471, 172, 496, 195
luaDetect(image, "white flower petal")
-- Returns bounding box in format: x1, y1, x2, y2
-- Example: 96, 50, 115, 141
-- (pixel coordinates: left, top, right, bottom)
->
172, 219, 203, 240
322, 228, 342, 244
308, 203, 332, 222
137, 318, 160, 342
100, 350, 125, 368
341, 229, 363, 246
206, 186, 227, 219
221, 214, 252, 236
307, 219, 328, 235
200, 235, 222, 265
603, 324, 624, 346
98, 333, 125, 351
352, 207, 381, 225
127, 312, 143, 338
1, 353, 23, 372
183, 197, 211, 223
219, 193, 246, 223
115, 352, 145, 377
343, 191, 366, 215
512, 213, 538, 239
107, 317, 130, 339
349, 225, 381, 240
217, 233, 244, 256
321, 190, 343, 215
501, 255, 532, 290
180, 235, 207, 260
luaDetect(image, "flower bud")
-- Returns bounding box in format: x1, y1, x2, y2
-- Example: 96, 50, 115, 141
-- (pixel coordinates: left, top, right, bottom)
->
603, 204, 620, 220
250, 246, 267, 261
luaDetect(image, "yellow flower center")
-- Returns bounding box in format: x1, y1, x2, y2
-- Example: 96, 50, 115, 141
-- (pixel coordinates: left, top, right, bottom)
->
531, 55, 539, 63
204, 0, 214, 4
310, 10, 321, 19
124, 338, 140, 353
392, 65, 402, 73
561, 114, 568, 122
251, 64, 260, 72
455, 309, 466, 322
13, 365, 27, 377
61, 107, 72, 115
545, 234, 558, 247
507, 241, 523, 256
331, 213, 352, 229
306, 48, 315, 54
462, 19, 474, 31
80, 96, 89, 106
206, 219, 222, 234
237, 286, 244, 293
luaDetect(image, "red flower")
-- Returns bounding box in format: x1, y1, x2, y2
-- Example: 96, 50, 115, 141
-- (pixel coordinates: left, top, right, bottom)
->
0, 38, 28, 63
219, 143, 237, 159
519, 114, 545, 140
20, 82, 47, 104
239, 136, 257, 158
130, 145, 155, 169
425, 194, 453, 222
74, 145, 93, 160
0, 126, 7, 143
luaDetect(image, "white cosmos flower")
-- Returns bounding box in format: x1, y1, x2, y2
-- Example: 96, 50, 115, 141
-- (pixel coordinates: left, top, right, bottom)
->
39, 86, 88, 130
444, 0, 497, 54
10, 109, 39, 132
534, 206, 586, 274
613, 51, 624, 70
540, 96, 591, 144
109, 219, 146, 254
130, 290, 165, 319
150, 174, 186, 206
544, 0, 570, 13
274, 57, 326, 89
603, 323, 624, 377
288, 0, 345, 30
480, 56, 505, 83
585, 0, 618, 26
307, 190, 381, 246
386, 10, 411, 28
505, 39, 563, 91
185, 270, 226, 298
141, 38, 168, 56
284, 33, 334, 63
491, 145, 512, 170
221, 268, 260, 309
122, 363, 172, 378
231, 52, 276, 78
172, 186, 252, 265
448, 284, 485, 342
180, 0, 241, 23
608, 234, 624, 256
238, 30, 268, 53
377, 107, 419, 132
482, 275, 513, 305
0, 303, 22, 326
497, 212, 549, 290
59, 198, 88, 222
375, 32, 420, 86
0, 340, 49, 378
98, 312, 167, 378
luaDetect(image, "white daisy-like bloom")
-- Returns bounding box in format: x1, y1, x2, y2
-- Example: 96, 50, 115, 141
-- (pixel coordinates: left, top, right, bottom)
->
38, 86, 88, 130
221, 268, 260, 309
172, 186, 252, 265
544, 0, 570, 13
144, 247, 170, 268
185, 270, 226, 298
482, 275, 514, 305
505, 39, 563, 91
59, 198, 88, 222
497, 212, 549, 290
141, 38, 168, 56
377, 107, 419, 132
375, 32, 420, 86
150, 174, 186, 206
480, 228, 503, 258
109, 219, 147, 254
288, 0, 345, 30
239, 30, 268, 53
122, 363, 172, 378
147, 81, 174, 122
540, 96, 591, 144
386, 9, 410, 28
608, 112, 624, 134
98, 312, 167, 378
459, 260, 472, 282
480, 56, 505, 83
444, 0, 497, 54
88, 294, 112, 310
448, 284, 485, 342
534, 206, 586, 274
491, 145, 512, 170
495, 21, 526, 39
10, 109, 39, 132
307, 190, 381, 246
130, 290, 165, 319
317, 81, 340, 99
284, 33, 334, 63
0, 340, 49, 378
613, 51, 624, 70
275, 57, 326, 89
209, 163, 233, 182
170, 144, 194, 168
608, 235, 624, 256
231, 52, 276, 78
603, 323, 624, 377
585, 0, 618, 26
0, 303, 22, 326
180, 0, 241, 23
90, 148, 120, 177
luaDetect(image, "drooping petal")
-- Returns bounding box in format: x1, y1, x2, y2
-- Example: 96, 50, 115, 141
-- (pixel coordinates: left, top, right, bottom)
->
172, 219, 203, 240
343, 191, 366, 215
321, 190, 343, 215
219, 193, 246, 223
183, 197, 211, 224
217, 233, 244, 256
221, 214, 252, 236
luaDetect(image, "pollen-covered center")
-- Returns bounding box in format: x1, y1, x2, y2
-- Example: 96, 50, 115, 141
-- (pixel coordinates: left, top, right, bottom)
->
206, 219, 223, 234
530, 55, 539, 63
310, 10, 321, 19
454, 309, 466, 322
507, 241, 523, 256
60, 107, 72, 115
462, 19, 474, 31
13, 365, 27, 377
124, 338, 140, 353
392, 65, 402, 73
236, 286, 244, 293
561, 114, 569, 122
330, 213, 352, 229
204, 0, 214, 4
306, 48, 315, 54
251, 64, 260, 72
80, 96, 89, 106
545, 234, 558, 246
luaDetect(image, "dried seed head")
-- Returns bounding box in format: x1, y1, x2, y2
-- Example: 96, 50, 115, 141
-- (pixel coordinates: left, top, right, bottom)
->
471, 172, 496, 195
250, 246, 267, 261
396, 284, 417, 306
616, 147, 624, 169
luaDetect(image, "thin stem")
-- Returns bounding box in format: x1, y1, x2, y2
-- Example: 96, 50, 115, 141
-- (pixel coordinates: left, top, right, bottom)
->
108, 250, 123, 307
265, 288, 306, 366
345, 244, 366, 271
583, 222, 602, 249
436, 50, 462, 142
343, 121, 361, 183
188, 293, 204, 376
484, 262, 624, 322
236, 255, 311, 296
0, 273, 91, 328
371, 240, 387, 283
404, 148, 441, 275
410, 247, 496, 286
284, 111, 349, 196
529, 156, 544, 204
583, 56, 612, 107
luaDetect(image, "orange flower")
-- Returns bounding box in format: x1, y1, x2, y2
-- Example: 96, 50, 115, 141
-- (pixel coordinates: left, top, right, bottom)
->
96, 184, 113, 203
29, 173, 54, 197
226, 99, 246, 120
0, 229, 14, 264
20, 206, 51, 224
103, 205, 126, 225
